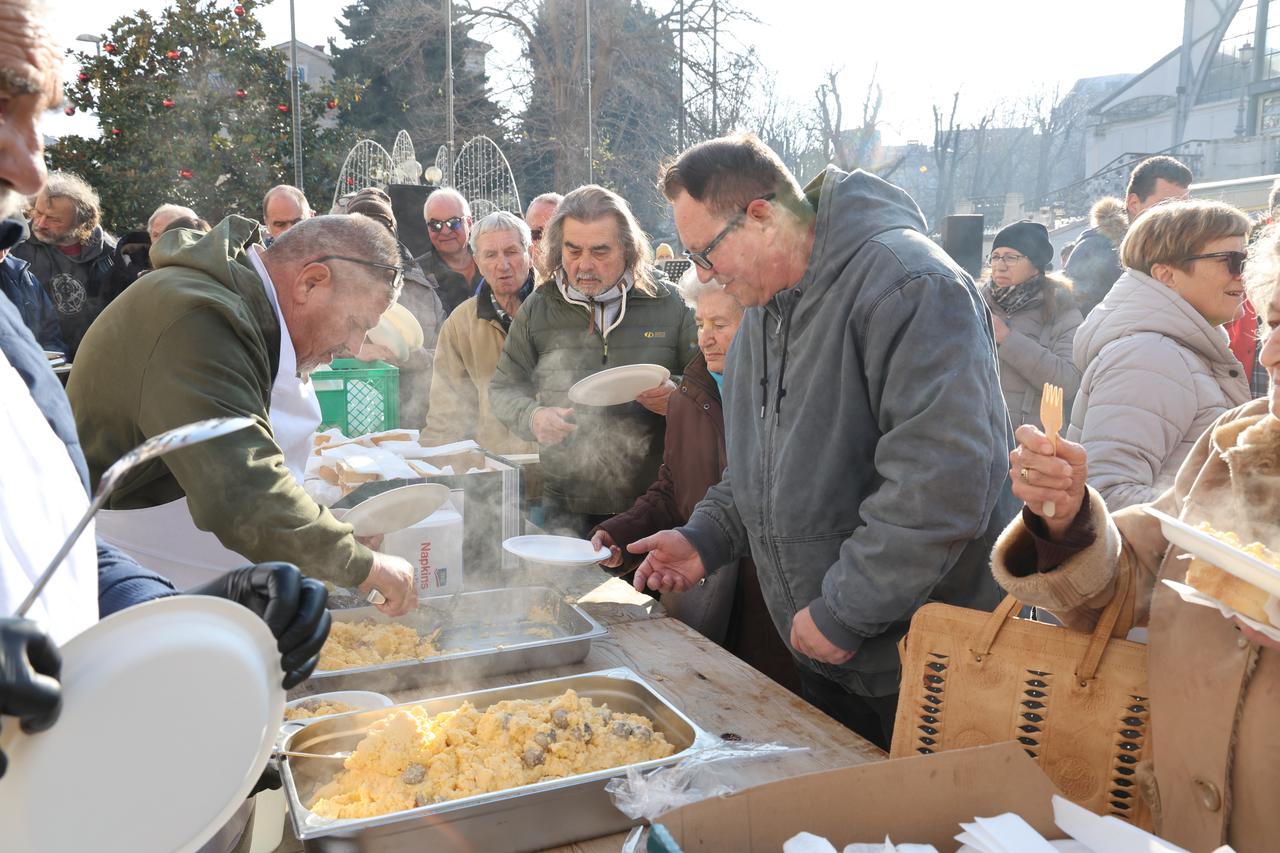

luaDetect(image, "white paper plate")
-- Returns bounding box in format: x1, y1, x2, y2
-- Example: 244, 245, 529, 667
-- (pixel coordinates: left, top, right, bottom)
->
503, 534, 611, 566
1145, 507, 1280, 598
364, 303, 423, 362
341, 483, 452, 537
567, 363, 670, 407
1162, 579, 1280, 642
0, 596, 285, 853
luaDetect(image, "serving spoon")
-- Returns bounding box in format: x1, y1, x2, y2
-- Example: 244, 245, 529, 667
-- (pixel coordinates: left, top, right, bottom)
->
14, 416, 256, 617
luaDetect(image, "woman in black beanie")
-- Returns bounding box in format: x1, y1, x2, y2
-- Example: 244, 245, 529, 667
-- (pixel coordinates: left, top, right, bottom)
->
982, 219, 1083, 429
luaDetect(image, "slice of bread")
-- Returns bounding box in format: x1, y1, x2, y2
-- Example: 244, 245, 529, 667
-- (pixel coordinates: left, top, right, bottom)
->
1185, 558, 1273, 625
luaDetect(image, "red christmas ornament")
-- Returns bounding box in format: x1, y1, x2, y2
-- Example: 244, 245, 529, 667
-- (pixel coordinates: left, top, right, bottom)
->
234, 4, 246, 16
165, 50, 180, 60
63, 106, 75, 116
276, 103, 288, 113
180, 169, 194, 179
103, 42, 117, 54
235, 88, 247, 99
327, 98, 338, 110
162, 98, 175, 108
110, 128, 121, 137
77, 72, 90, 82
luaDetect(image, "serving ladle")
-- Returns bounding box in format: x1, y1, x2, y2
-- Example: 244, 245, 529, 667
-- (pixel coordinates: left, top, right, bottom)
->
14, 416, 256, 617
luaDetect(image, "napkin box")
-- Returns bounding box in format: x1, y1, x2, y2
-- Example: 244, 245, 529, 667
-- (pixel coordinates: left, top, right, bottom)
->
335, 450, 521, 588
654, 743, 1062, 852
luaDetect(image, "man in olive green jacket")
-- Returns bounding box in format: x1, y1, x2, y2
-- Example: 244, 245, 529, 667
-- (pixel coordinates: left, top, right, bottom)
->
67, 214, 415, 612
489, 186, 697, 536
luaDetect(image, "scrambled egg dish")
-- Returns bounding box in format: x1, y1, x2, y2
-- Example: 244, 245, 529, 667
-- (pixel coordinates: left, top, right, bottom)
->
317, 621, 444, 671
1197, 523, 1280, 565
308, 689, 675, 819
285, 699, 359, 721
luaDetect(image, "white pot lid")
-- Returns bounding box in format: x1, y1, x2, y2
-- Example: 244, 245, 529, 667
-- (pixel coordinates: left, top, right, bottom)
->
0, 595, 285, 853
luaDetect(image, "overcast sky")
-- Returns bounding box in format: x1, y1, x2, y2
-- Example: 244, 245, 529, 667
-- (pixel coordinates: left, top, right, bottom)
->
46, 0, 1187, 143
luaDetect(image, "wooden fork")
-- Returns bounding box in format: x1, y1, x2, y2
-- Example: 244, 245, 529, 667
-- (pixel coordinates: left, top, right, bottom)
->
1040, 383, 1064, 518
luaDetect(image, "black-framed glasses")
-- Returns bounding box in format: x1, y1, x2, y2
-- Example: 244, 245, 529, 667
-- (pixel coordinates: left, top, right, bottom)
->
310, 255, 405, 292
987, 251, 1026, 267
427, 216, 465, 233
529, 227, 544, 243
684, 192, 775, 271
1182, 250, 1247, 277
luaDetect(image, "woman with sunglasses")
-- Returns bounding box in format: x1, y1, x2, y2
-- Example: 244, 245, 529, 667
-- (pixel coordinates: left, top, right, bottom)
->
1068, 198, 1252, 510
982, 220, 1083, 432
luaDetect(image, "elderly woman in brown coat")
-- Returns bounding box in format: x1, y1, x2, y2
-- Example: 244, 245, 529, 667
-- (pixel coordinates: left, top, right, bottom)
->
590, 272, 797, 692
994, 223, 1280, 851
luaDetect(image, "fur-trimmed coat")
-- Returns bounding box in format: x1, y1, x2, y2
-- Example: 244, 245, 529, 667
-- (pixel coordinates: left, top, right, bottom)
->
991, 398, 1280, 852
1066, 197, 1127, 317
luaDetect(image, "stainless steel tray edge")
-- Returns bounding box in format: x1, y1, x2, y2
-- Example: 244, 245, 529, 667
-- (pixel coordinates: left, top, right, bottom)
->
281, 667, 718, 849
296, 586, 609, 695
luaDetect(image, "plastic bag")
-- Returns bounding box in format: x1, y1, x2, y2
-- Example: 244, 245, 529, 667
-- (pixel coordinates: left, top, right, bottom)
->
606, 740, 807, 822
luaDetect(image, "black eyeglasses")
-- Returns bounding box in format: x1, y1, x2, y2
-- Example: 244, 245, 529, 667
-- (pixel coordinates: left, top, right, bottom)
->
684, 193, 775, 271
310, 255, 405, 292
1182, 250, 1247, 277
987, 252, 1026, 267
529, 227, 544, 243
427, 216, 465, 233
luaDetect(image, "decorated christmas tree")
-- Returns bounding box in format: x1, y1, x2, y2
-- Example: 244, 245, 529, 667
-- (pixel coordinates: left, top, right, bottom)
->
48, 0, 354, 234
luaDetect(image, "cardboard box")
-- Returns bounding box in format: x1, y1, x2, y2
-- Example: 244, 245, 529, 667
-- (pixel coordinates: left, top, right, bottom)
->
654, 743, 1060, 852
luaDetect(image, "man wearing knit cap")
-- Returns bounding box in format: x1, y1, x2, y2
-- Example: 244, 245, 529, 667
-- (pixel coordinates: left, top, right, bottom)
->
346, 187, 446, 428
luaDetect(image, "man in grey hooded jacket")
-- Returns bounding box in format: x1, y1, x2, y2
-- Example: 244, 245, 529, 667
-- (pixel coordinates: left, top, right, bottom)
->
633, 134, 1017, 748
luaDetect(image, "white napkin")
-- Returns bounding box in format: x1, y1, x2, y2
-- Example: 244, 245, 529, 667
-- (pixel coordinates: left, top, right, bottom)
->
783, 833, 839, 853
956, 813, 1057, 853
1051, 794, 1189, 853
418, 439, 481, 457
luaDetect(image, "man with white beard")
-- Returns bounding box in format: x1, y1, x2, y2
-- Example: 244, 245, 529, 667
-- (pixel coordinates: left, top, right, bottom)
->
488, 185, 697, 537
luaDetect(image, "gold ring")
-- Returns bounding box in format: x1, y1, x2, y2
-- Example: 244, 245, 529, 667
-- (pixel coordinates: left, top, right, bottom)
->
1019, 467, 1030, 482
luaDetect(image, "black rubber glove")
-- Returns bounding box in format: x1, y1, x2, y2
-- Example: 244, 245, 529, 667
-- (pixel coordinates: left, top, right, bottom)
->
0, 617, 62, 778
249, 763, 282, 797
188, 563, 331, 690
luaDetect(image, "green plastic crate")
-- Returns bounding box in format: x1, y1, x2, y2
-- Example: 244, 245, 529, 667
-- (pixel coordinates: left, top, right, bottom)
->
311, 358, 400, 436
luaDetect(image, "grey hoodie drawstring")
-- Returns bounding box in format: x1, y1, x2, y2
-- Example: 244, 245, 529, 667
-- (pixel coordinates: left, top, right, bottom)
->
758, 310, 770, 419
774, 293, 796, 418
759, 290, 799, 420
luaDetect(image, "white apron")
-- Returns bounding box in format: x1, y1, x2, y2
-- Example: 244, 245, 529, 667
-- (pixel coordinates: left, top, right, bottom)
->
0, 351, 98, 644
95, 250, 321, 590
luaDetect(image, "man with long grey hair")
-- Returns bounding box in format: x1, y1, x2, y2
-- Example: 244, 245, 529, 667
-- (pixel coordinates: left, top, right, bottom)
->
489, 184, 697, 536
14, 170, 118, 357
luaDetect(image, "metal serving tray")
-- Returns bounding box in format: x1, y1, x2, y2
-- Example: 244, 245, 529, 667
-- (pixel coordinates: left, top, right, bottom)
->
296, 586, 607, 696
281, 667, 717, 852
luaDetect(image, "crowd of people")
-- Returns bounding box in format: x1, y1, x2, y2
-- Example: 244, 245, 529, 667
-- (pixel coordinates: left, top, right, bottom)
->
1, 0, 1279, 849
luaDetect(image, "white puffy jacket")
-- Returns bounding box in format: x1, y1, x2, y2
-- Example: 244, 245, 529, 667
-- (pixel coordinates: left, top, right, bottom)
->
1067, 269, 1250, 510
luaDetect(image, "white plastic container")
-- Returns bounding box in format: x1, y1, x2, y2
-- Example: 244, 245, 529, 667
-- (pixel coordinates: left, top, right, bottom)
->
381, 495, 464, 601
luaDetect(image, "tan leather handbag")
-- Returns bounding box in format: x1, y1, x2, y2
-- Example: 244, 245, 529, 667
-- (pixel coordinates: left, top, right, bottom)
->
891, 567, 1151, 827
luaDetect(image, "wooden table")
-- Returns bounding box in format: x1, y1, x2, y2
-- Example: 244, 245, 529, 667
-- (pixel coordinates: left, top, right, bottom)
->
272, 572, 884, 852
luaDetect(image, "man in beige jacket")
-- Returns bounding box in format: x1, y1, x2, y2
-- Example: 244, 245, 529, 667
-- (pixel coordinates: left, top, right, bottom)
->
422, 211, 538, 454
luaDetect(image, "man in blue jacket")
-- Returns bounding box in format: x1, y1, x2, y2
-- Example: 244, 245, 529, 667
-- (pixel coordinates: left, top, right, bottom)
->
632, 134, 1018, 749
0, 243, 65, 352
